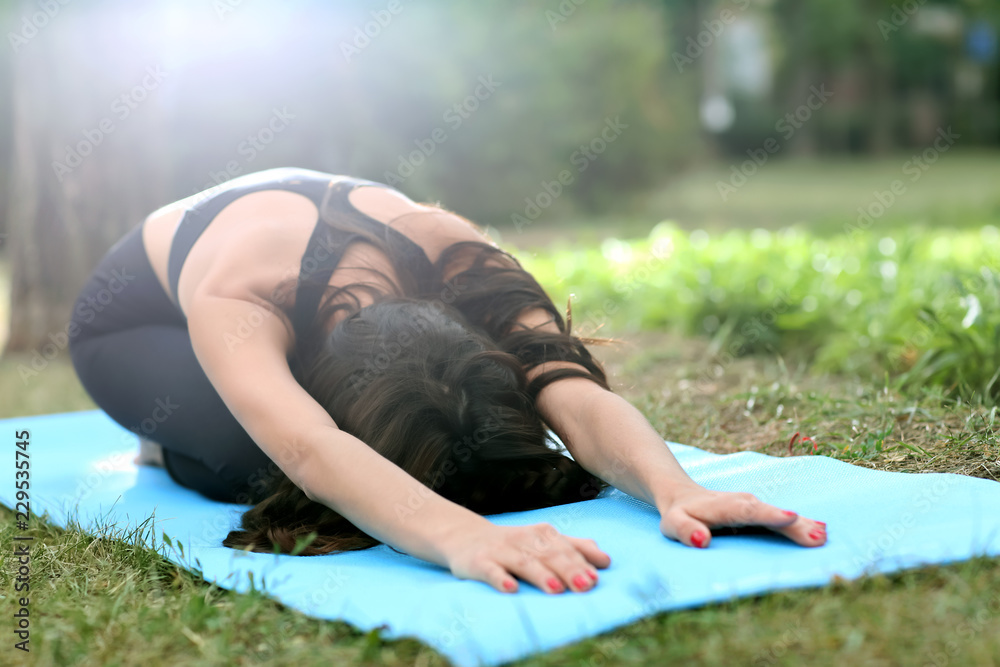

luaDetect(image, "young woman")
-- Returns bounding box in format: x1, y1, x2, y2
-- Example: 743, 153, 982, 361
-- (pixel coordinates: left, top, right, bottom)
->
68, 167, 827, 596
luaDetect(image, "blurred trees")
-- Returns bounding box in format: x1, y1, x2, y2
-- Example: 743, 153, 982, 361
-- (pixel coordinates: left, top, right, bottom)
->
4, 0, 169, 351
150, 0, 700, 221
0, 0, 997, 353
715, 0, 999, 155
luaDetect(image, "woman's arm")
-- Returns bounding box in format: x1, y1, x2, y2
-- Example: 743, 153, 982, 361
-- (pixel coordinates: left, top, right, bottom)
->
517, 311, 827, 549
185, 293, 471, 555
533, 372, 699, 506
185, 291, 610, 592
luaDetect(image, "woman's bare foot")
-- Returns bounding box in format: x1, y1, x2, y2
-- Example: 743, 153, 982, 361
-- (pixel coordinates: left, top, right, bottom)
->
133, 438, 165, 467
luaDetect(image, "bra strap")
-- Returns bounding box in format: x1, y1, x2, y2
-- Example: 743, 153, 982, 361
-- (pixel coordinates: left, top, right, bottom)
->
289, 178, 400, 353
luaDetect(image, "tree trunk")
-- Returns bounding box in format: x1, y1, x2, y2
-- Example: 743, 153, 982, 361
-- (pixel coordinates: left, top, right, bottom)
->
3, 2, 168, 354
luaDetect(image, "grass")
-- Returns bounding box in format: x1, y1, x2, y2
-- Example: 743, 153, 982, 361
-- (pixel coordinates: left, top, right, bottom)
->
594, 332, 1000, 482
1, 154, 999, 664
514, 222, 1000, 405
637, 150, 1000, 233
0, 355, 97, 417
1, 347, 998, 666
505, 150, 1000, 246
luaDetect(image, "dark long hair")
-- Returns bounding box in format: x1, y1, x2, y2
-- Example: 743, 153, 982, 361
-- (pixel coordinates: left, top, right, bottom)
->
223, 208, 613, 555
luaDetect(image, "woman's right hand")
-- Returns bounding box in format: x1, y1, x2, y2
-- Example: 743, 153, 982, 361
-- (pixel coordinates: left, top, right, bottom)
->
441, 521, 611, 594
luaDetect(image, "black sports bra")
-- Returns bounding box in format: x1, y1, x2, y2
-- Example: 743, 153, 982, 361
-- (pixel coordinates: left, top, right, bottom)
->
165, 167, 435, 344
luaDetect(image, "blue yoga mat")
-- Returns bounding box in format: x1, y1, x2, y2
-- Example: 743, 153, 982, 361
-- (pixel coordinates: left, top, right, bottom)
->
2, 409, 999, 666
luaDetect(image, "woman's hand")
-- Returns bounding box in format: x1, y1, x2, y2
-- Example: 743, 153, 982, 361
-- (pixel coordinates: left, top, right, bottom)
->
441, 521, 611, 594
533, 381, 827, 550
657, 484, 827, 548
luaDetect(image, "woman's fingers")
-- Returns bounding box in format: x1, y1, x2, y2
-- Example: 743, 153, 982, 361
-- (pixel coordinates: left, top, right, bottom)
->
499, 525, 606, 594
479, 561, 519, 594
448, 523, 608, 594
564, 536, 613, 569
769, 515, 827, 547
685, 492, 799, 529
663, 491, 827, 548
659, 507, 713, 548
499, 550, 573, 594
697, 492, 827, 547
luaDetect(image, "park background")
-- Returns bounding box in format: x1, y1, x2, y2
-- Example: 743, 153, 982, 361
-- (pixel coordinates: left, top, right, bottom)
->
2, 0, 1000, 665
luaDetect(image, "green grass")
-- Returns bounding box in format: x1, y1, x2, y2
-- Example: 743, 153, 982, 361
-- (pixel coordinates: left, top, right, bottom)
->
2, 154, 999, 665
1, 351, 998, 666
596, 333, 1000, 480
504, 150, 1000, 246
0, 355, 96, 417
638, 150, 1000, 233
0, 507, 441, 666
516, 222, 1000, 405
499, 153, 1000, 406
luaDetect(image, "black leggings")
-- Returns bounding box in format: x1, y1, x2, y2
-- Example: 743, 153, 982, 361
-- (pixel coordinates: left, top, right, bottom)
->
68, 222, 279, 503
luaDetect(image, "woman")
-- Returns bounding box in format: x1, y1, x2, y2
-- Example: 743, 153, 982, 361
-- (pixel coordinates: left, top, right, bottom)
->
68, 167, 827, 595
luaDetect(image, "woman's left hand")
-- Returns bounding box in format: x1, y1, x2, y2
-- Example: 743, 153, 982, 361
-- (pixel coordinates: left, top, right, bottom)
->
656, 485, 827, 548
533, 381, 828, 549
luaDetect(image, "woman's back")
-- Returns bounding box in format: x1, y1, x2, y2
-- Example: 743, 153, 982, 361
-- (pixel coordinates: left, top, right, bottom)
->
140, 167, 494, 335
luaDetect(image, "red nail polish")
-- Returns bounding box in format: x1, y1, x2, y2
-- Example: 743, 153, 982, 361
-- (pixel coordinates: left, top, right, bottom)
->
547, 577, 563, 592
587, 570, 598, 581
572, 574, 589, 589
817, 521, 827, 527
503, 580, 516, 591
809, 530, 822, 540
691, 530, 707, 548
783, 510, 797, 517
